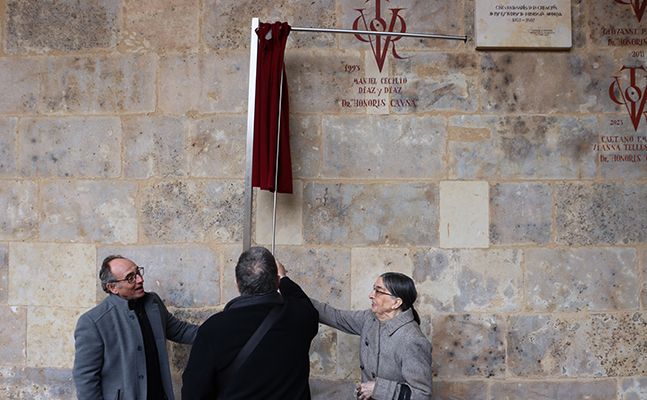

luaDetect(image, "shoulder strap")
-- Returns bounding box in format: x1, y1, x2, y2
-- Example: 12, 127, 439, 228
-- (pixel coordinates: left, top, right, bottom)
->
218, 304, 283, 394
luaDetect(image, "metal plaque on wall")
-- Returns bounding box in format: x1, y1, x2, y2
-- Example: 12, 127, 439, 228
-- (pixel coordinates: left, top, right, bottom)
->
475, 0, 572, 49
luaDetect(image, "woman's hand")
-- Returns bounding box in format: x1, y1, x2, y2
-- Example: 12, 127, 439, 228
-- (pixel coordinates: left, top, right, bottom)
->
276, 261, 287, 278
356, 381, 375, 400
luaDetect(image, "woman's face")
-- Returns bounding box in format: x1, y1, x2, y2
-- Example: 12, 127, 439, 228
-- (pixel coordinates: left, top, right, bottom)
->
369, 276, 402, 320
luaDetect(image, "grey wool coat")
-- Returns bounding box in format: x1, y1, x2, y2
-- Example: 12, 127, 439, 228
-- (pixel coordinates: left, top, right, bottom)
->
312, 300, 432, 400
73, 292, 198, 400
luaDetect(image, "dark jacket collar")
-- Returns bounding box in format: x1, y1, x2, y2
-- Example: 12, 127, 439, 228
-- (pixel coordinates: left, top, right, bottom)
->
224, 291, 283, 311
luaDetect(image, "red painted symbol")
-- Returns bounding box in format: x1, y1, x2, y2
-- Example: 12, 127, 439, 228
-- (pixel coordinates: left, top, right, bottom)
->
615, 0, 647, 23
352, 0, 409, 72
609, 65, 647, 131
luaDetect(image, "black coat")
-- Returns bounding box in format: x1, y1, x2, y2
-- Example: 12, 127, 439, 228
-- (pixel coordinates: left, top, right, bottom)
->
182, 277, 319, 400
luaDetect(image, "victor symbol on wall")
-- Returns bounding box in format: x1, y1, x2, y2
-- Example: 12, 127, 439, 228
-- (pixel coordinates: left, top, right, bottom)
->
615, 0, 647, 23
609, 65, 647, 131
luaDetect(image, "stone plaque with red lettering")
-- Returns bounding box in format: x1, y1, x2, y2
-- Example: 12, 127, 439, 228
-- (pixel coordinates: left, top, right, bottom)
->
475, 0, 572, 49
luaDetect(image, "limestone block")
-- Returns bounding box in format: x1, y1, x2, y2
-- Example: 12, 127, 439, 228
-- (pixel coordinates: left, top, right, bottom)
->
413, 248, 522, 313
0, 367, 75, 399
9, 243, 96, 307
507, 314, 604, 377
589, 313, 647, 376
286, 50, 362, 114
432, 314, 506, 378
0, 306, 26, 365
304, 182, 438, 246
26, 306, 85, 368
18, 117, 121, 178
0, 245, 6, 303
290, 115, 322, 179
589, 1, 647, 47
0, 180, 38, 240
255, 184, 303, 246
310, 379, 356, 400
350, 247, 413, 309
439, 181, 488, 248
188, 116, 246, 178
42, 54, 156, 113
490, 183, 552, 245
203, 0, 336, 50
216, 244, 243, 304
6, 0, 119, 53
480, 53, 618, 113
273, 245, 351, 309
338, 0, 466, 51
321, 115, 446, 179
159, 52, 247, 115
0, 58, 41, 113
122, 0, 199, 52
310, 325, 336, 377
0, 118, 17, 176
98, 245, 221, 308
40, 180, 138, 244
391, 53, 479, 113
621, 377, 647, 400
432, 381, 487, 400
141, 180, 244, 243
555, 183, 647, 245
598, 115, 647, 180
448, 115, 597, 180
642, 249, 647, 309
526, 248, 639, 312
123, 116, 190, 179
336, 332, 360, 380
491, 380, 617, 400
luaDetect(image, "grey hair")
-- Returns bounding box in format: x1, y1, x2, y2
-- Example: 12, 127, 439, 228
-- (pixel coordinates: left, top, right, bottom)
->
235, 247, 278, 295
99, 255, 124, 293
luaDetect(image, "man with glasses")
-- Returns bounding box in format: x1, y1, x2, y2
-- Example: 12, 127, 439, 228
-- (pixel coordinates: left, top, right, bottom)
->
73, 255, 198, 400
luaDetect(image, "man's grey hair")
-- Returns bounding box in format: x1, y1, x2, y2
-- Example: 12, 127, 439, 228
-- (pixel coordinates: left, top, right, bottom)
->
99, 255, 125, 293
235, 247, 278, 295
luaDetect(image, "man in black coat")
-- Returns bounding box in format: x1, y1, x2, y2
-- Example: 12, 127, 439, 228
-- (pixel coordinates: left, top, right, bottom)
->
182, 246, 319, 400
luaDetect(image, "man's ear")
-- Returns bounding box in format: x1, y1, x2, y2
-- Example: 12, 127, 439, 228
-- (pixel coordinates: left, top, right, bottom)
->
107, 283, 118, 295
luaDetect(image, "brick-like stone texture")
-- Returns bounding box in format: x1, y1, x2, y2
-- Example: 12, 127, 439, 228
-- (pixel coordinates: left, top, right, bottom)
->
256, 184, 304, 246
0, 246, 7, 303
621, 377, 647, 400
322, 116, 446, 179
642, 249, 647, 309
526, 248, 639, 312
491, 380, 617, 400
598, 115, 647, 180
439, 180, 489, 248
432, 314, 506, 378
27, 307, 85, 368
122, 0, 199, 51
310, 325, 337, 377
0, 58, 41, 113
98, 245, 221, 308
0, 367, 75, 399
216, 244, 245, 304
141, 180, 244, 243
6, 0, 119, 53
0, 180, 38, 240
413, 248, 522, 313
40, 180, 138, 244
556, 183, 647, 245
432, 381, 487, 400
480, 53, 617, 113
391, 53, 479, 113
43, 54, 156, 113
123, 116, 189, 179
290, 115, 322, 179
490, 183, 552, 245
589, 1, 647, 47
203, 0, 336, 50
0, 306, 26, 365
304, 183, 438, 246
310, 379, 356, 400
9, 243, 96, 307
589, 313, 647, 376
18, 117, 122, 178
159, 52, 248, 115
449, 115, 597, 180
0, 118, 17, 176
188, 116, 246, 178
351, 247, 413, 308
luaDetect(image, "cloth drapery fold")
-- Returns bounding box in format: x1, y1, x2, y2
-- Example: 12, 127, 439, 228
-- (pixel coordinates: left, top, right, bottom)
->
252, 21, 293, 193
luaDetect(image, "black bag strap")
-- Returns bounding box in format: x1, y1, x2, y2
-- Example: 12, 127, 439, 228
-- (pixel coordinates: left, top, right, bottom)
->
218, 304, 283, 395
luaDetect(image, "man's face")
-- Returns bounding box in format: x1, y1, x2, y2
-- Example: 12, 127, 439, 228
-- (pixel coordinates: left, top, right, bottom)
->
107, 258, 145, 300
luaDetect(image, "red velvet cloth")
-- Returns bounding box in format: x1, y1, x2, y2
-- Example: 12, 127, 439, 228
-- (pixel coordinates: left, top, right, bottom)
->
252, 22, 293, 193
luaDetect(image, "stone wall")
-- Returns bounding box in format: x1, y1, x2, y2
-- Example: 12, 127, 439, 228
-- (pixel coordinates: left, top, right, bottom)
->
0, 0, 646, 399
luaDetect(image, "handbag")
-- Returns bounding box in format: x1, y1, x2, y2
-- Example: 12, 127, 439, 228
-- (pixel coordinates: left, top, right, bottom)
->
217, 304, 283, 397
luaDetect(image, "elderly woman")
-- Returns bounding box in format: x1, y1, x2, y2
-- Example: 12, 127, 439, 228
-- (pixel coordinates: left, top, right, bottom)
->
279, 265, 432, 400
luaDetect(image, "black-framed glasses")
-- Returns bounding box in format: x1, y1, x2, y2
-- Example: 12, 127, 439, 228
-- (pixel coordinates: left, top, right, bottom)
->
111, 267, 144, 285
371, 286, 394, 297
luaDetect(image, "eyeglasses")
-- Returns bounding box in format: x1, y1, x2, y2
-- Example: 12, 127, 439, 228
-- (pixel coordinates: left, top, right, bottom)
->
111, 267, 144, 285
371, 286, 395, 297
